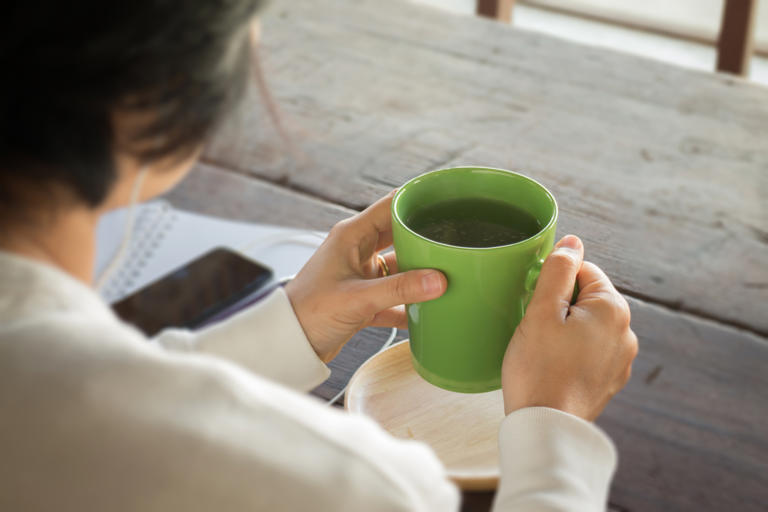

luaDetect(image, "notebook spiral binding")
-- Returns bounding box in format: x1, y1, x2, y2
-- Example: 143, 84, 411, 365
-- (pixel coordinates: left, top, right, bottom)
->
100, 202, 176, 303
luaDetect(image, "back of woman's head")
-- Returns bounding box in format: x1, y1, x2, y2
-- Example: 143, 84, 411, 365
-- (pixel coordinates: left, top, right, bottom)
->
0, 0, 264, 209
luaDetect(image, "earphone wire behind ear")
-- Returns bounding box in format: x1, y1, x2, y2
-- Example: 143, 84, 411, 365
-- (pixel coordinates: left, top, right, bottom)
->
95, 166, 149, 291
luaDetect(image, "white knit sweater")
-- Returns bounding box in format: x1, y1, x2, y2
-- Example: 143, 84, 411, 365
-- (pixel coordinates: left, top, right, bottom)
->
0, 250, 616, 511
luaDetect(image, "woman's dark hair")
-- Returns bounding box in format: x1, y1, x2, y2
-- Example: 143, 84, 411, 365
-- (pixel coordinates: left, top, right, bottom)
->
0, 0, 265, 208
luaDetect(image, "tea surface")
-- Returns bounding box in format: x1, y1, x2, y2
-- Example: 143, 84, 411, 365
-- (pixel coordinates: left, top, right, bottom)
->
406, 197, 541, 248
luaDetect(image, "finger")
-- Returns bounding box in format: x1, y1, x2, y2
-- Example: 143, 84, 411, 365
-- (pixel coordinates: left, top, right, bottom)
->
380, 251, 399, 275
625, 329, 639, 362
620, 353, 635, 388
356, 269, 446, 316
348, 190, 397, 251
576, 261, 616, 297
528, 235, 584, 319
575, 262, 630, 326
368, 305, 408, 329
366, 251, 398, 280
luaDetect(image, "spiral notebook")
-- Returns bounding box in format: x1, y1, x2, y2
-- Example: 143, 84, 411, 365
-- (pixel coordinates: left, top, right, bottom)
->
95, 200, 325, 304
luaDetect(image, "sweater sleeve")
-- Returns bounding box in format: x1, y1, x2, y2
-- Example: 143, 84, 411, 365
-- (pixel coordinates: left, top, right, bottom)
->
52, 332, 460, 512
151, 287, 330, 392
492, 407, 617, 512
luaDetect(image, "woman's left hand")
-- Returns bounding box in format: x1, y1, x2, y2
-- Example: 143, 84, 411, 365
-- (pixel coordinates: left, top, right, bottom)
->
284, 191, 447, 362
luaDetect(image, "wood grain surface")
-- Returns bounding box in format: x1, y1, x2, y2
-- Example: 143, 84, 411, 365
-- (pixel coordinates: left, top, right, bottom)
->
603, 296, 768, 512
204, 0, 768, 337
345, 340, 505, 491
166, 163, 768, 511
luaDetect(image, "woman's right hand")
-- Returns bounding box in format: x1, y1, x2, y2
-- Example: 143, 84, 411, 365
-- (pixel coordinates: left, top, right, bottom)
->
501, 235, 638, 421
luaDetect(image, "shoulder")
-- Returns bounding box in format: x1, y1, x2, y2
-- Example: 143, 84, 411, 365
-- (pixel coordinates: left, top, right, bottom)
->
0, 312, 456, 511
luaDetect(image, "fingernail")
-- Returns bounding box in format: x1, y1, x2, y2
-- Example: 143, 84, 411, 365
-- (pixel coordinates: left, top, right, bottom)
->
421, 271, 444, 295
556, 235, 582, 251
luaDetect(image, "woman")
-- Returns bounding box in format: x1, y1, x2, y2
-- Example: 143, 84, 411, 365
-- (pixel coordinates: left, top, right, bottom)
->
0, 1, 638, 510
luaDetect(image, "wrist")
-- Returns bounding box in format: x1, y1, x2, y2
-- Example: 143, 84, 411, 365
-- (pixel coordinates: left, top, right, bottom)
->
283, 280, 325, 360
503, 390, 596, 421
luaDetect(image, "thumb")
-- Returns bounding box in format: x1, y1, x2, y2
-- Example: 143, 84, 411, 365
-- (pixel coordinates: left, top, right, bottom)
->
528, 235, 584, 318
356, 269, 447, 316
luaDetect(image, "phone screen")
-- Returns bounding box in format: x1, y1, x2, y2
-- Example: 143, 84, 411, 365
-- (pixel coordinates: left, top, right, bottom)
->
112, 248, 273, 337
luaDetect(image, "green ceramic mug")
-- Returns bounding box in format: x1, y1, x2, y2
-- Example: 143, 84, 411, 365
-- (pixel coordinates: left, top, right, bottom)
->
391, 167, 558, 393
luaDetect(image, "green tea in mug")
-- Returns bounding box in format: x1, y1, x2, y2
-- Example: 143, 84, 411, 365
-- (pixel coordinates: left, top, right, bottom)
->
406, 197, 541, 248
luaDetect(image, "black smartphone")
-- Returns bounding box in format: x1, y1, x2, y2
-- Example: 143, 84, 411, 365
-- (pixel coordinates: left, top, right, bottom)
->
112, 248, 273, 337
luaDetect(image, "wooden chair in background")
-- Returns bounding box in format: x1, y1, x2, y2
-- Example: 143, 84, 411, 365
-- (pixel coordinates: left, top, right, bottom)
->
476, 0, 515, 23
717, 0, 759, 75
476, 0, 760, 76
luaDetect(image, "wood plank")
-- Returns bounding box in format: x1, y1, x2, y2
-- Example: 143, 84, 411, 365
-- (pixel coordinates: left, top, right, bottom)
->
602, 296, 768, 511
166, 163, 768, 511
717, 0, 758, 75
163, 163, 355, 230
523, 0, 768, 57
522, 0, 726, 46
205, 0, 768, 335
476, 0, 515, 23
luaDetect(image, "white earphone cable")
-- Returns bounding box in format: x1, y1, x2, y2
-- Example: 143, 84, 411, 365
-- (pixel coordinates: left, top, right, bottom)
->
95, 167, 148, 290
326, 326, 398, 406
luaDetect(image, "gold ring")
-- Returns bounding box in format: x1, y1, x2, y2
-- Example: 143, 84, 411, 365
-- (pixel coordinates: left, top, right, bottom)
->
376, 253, 390, 277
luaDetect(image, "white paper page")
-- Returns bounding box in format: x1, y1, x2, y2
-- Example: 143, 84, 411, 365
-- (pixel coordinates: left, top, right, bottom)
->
96, 201, 325, 303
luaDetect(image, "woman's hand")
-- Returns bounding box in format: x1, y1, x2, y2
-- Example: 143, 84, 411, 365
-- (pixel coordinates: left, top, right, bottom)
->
502, 235, 638, 421
284, 191, 447, 363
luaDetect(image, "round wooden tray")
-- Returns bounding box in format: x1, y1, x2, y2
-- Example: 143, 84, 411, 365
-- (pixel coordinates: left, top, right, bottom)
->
344, 340, 504, 491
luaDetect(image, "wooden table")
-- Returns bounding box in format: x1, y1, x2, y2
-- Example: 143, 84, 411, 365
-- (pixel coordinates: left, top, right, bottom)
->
165, 0, 768, 510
